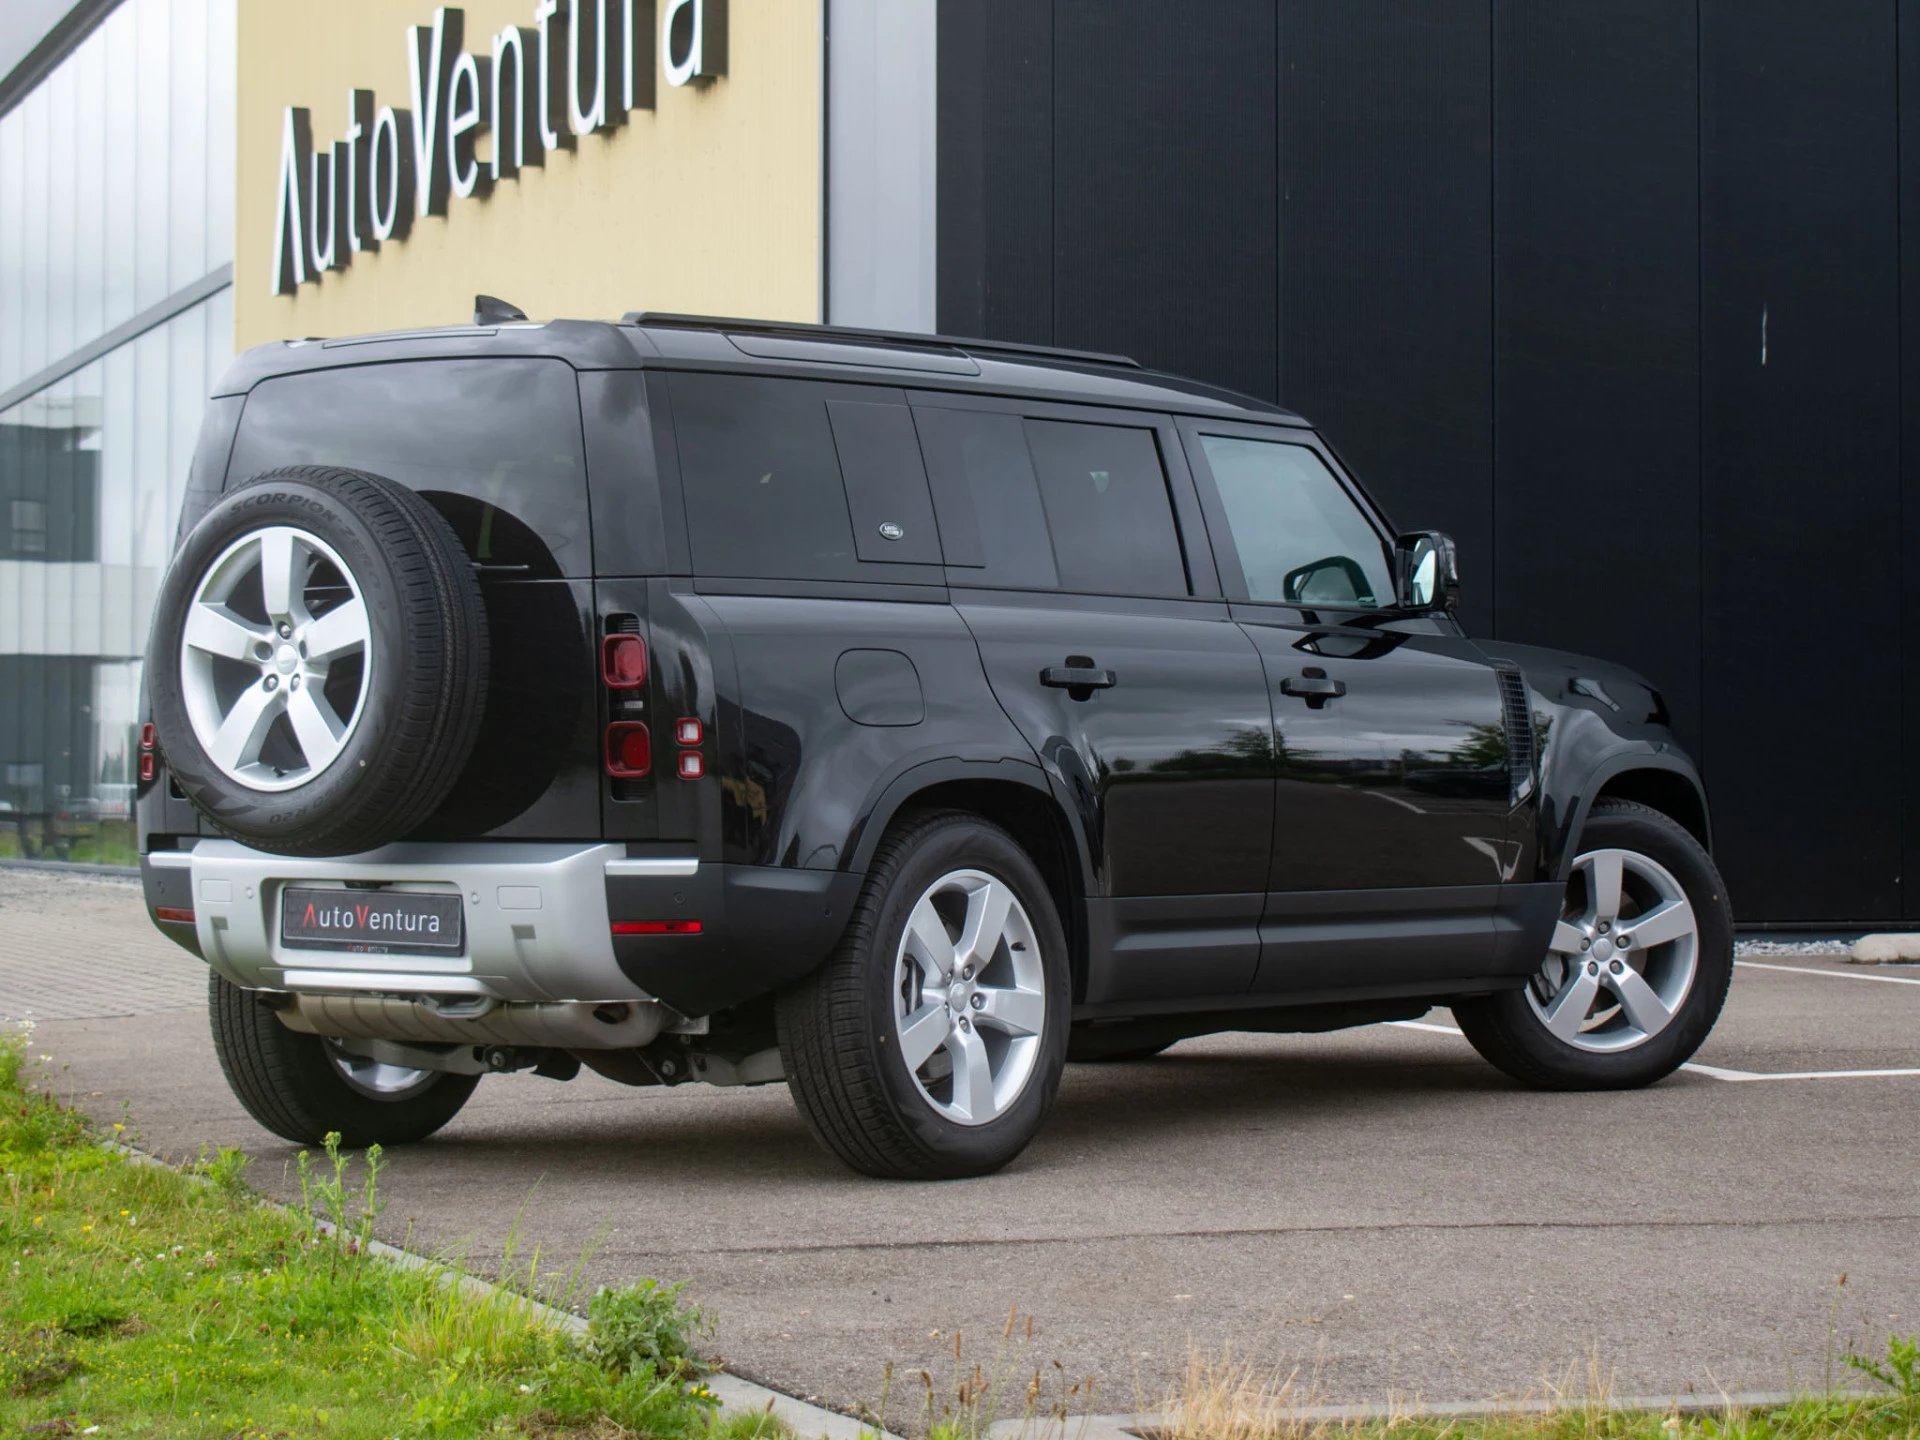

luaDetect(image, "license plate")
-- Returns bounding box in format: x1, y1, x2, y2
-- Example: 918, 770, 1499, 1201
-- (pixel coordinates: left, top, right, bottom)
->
280, 886, 465, 956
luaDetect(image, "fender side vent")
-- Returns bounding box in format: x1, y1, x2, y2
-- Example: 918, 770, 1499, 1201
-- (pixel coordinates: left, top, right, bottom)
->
1497, 667, 1536, 804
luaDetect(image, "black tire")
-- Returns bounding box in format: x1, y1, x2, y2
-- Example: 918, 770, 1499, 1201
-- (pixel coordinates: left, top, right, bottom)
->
775, 811, 1071, 1179
1066, 1034, 1175, 1063
209, 974, 478, 1146
1453, 800, 1733, 1090
147, 466, 488, 857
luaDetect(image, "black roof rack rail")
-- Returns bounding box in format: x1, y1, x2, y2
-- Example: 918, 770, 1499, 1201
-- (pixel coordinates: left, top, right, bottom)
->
622, 311, 1142, 370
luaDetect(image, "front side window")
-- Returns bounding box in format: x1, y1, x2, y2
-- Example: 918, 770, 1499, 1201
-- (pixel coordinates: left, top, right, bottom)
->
1199, 435, 1391, 607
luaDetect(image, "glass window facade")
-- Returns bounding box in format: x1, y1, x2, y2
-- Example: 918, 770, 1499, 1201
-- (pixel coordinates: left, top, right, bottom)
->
0, 0, 234, 863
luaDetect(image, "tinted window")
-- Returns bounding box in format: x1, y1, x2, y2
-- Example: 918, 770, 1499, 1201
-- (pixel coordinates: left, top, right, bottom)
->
1199, 435, 1391, 606
673, 375, 860, 581
1024, 420, 1188, 596
228, 359, 588, 576
913, 407, 1058, 587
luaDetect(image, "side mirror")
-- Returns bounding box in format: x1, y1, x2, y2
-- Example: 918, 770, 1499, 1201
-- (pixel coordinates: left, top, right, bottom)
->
1282, 553, 1378, 607
1394, 531, 1459, 615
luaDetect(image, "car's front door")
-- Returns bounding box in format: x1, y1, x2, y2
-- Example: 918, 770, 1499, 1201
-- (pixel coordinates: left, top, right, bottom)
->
912, 395, 1275, 1006
1179, 420, 1520, 995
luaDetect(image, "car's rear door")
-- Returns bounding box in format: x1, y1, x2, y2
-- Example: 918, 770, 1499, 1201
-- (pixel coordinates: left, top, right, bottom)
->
912, 393, 1274, 1006
1178, 419, 1522, 996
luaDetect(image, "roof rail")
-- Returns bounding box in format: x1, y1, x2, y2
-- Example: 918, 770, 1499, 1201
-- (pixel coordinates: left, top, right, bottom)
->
622, 311, 1142, 370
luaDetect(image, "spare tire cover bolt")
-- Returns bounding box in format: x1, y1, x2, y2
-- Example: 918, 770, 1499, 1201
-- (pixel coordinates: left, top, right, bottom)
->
970, 993, 985, 1010
263, 675, 278, 691
289, 675, 301, 690
1610, 959, 1624, 974
277, 622, 292, 638
1586, 960, 1599, 976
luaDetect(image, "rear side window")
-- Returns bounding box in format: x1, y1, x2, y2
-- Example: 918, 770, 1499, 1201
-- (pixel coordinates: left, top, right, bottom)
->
915, 406, 1190, 597
1024, 420, 1188, 596
227, 359, 588, 576
671, 375, 942, 582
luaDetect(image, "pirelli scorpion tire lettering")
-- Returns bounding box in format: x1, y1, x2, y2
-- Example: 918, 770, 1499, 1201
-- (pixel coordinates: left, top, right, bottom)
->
146, 467, 488, 858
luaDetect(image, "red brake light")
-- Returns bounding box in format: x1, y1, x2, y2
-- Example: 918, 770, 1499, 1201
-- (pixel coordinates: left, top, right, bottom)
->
675, 717, 703, 746
605, 721, 652, 778
611, 919, 703, 936
602, 634, 648, 689
139, 722, 156, 750
139, 753, 157, 782
155, 906, 194, 924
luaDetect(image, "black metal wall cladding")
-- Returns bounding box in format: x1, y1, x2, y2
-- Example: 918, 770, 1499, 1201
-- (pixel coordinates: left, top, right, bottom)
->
936, 0, 1919, 927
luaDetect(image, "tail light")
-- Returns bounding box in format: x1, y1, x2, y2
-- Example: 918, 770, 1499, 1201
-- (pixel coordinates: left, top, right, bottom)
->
605, 721, 652, 778
611, 919, 703, 936
602, 633, 647, 689
139, 723, 157, 783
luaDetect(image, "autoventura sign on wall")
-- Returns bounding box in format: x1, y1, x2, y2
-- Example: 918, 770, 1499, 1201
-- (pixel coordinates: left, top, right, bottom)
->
271, 0, 728, 295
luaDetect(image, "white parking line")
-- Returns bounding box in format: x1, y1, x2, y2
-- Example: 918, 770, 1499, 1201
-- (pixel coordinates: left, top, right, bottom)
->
1735, 959, 1920, 986
1681, 1061, 1920, 1082
1383, 1020, 1920, 1083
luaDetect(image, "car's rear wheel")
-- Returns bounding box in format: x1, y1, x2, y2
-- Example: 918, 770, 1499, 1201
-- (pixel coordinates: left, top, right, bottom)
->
1453, 800, 1733, 1089
209, 974, 478, 1146
776, 812, 1070, 1179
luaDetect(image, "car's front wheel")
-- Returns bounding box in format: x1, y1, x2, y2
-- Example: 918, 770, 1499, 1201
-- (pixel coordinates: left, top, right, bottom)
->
1453, 800, 1733, 1089
209, 974, 479, 1146
776, 811, 1070, 1179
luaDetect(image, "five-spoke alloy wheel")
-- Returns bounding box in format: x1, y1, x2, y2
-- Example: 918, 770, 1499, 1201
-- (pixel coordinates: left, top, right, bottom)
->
1454, 800, 1733, 1090
892, 868, 1049, 1126
1525, 847, 1698, 1052
180, 525, 373, 791
778, 811, 1070, 1179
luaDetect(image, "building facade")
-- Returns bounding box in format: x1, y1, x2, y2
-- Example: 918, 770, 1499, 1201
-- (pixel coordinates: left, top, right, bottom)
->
1, 0, 1911, 925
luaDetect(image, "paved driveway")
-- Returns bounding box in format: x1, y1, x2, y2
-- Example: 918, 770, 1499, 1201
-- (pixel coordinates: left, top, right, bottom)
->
4, 866, 1916, 1420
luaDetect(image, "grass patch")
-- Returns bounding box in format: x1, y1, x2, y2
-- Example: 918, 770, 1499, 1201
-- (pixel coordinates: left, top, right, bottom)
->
0, 1024, 796, 1440
872, 1300, 1920, 1440
1142, 1343, 1920, 1440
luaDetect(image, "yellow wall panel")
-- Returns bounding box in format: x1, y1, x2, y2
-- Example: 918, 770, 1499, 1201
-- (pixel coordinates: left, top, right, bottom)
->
234, 0, 821, 350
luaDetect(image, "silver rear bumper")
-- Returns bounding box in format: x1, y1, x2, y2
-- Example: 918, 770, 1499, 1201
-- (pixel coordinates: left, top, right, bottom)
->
156, 839, 695, 1004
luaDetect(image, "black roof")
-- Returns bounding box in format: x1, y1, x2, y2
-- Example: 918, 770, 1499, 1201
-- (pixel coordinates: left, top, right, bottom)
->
215, 312, 1305, 426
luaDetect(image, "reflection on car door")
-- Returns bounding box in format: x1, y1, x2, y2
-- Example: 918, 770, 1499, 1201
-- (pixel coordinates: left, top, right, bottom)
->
914, 395, 1275, 1006
1179, 419, 1523, 996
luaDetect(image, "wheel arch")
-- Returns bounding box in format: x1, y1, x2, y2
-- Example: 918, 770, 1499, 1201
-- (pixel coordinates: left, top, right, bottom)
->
1565, 755, 1712, 876
848, 760, 1095, 1004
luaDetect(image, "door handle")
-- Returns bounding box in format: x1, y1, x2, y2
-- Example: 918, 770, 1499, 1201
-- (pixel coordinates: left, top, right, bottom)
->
1280, 674, 1346, 700
1040, 661, 1117, 696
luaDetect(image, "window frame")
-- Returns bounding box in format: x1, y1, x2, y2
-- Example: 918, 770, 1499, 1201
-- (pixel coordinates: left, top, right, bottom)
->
908, 389, 1223, 602
1177, 416, 1401, 616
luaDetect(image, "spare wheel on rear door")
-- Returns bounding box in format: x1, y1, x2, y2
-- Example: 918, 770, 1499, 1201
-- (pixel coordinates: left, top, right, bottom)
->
146, 466, 489, 857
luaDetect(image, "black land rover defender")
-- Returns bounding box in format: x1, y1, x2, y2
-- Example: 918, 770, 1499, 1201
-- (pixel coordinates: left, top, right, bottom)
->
138, 311, 1732, 1179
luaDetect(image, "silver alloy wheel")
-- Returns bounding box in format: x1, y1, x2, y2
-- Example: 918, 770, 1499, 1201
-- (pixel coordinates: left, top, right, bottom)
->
178, 525, 372, 792
322, 1038, 441, 1101
1527, 847, 1699, 1053
892, 867, 1048, 1126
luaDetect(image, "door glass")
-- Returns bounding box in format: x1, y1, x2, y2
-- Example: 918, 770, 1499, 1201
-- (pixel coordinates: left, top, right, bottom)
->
1199, 435, 1391, 607
1025, 420, 1189, 597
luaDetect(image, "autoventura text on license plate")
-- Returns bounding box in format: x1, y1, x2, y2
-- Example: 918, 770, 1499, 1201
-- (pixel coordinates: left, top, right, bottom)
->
281, 887, 464, 954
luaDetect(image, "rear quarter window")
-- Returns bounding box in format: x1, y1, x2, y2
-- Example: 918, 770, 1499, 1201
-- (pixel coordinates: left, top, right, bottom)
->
226, 359, 589, 577
669, 374, 942, 583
